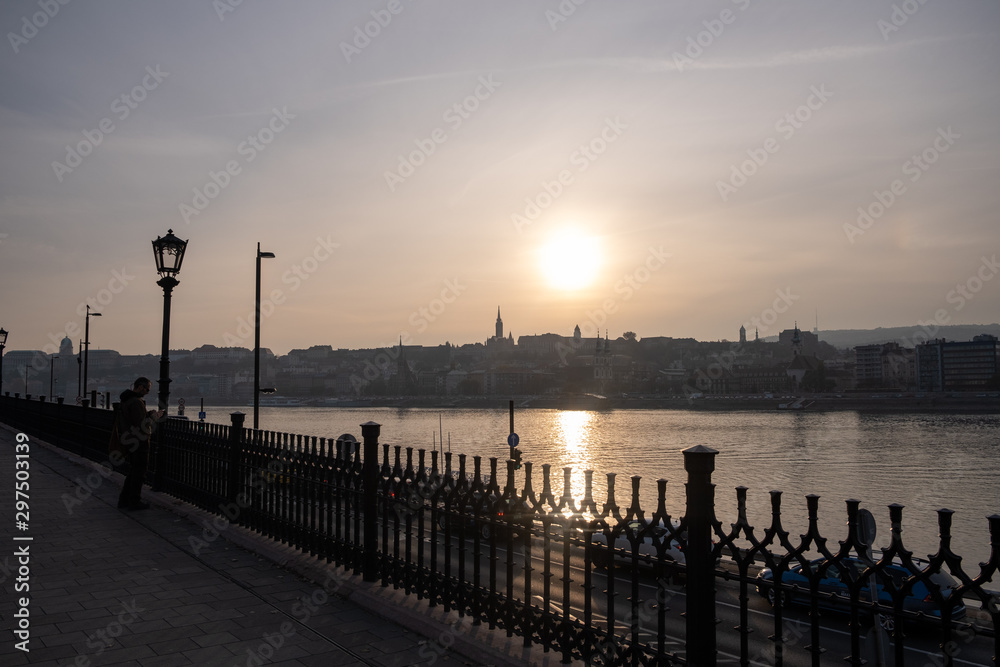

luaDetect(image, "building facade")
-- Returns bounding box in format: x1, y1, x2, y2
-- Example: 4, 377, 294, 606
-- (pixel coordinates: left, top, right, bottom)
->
855, 342, 915, 389
916, 337, 998, 391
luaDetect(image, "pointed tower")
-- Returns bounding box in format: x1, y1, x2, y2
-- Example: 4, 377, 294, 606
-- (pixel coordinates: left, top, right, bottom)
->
495, 307, 503, 340
739, 325, 747, 344
791, 322, 802, 356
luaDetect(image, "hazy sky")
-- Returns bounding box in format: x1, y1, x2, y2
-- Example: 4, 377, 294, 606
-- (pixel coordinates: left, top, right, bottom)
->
1, 1, 998, 356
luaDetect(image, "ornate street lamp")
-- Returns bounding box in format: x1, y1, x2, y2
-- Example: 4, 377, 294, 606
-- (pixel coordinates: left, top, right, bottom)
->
152, 229, 188, 412
0, 327, 7, 396
254, 242, 275, 430
83, 305, 101, 401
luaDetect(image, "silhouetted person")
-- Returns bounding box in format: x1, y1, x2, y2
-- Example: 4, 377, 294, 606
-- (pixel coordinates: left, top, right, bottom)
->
116, 377, 163, 510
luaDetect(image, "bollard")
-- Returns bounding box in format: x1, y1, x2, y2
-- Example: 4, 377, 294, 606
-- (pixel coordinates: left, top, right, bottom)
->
683, 445, 718, 667
361, 421, 381, 582
228, 412, 246, 504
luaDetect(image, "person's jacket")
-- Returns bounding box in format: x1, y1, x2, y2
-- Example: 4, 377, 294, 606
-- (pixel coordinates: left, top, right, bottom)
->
117, 389, 153, 450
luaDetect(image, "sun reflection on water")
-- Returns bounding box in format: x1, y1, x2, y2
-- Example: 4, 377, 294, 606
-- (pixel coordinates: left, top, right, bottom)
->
555, 410, 593, 455
551, 411, 598, 510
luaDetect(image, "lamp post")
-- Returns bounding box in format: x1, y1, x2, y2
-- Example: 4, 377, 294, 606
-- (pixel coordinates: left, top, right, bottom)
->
83, 305, 101, 400
49, 355, 58, 399
254, 242, 276, 430
76, 340, 82, 402
0, 328, 7, 396
152, 229, 188, 413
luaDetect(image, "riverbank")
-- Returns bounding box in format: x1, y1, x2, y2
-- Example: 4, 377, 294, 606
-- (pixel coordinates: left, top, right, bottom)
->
199, 393, 1000, 413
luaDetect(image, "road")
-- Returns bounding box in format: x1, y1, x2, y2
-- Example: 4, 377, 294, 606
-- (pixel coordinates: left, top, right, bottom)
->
264, 481, 996, 665
401, 515, 997, 666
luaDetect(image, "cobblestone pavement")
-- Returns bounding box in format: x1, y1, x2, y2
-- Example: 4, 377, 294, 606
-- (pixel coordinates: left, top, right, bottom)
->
0, 425, 567, 667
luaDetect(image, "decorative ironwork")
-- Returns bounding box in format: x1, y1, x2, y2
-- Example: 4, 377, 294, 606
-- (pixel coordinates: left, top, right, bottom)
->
2, 393, 997, 666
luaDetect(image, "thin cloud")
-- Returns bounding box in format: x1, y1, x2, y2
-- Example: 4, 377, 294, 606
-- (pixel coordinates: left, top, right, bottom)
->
538, 35, 962, 74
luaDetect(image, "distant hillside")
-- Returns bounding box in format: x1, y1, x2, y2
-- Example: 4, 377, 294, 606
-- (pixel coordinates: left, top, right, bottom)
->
763, 324, 1000, 349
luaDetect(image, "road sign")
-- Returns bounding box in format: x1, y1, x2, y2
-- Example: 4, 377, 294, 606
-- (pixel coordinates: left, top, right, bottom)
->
507, 432, 519, 448
178, 398, 185, 407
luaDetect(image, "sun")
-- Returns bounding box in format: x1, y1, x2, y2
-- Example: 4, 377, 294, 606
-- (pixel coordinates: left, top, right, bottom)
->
538, 232, 602, 291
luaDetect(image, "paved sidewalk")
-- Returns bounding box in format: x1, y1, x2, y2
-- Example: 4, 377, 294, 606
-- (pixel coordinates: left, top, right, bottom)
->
0, 425, 573, 667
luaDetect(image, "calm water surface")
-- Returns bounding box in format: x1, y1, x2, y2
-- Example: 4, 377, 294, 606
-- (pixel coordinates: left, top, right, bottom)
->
208, 407, 1000, 565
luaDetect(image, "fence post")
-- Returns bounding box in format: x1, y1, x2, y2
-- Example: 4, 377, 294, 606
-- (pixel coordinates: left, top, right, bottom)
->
229, 412, 246, 504
151, 411, 163, 491
361, 421, 381, 582
683, 445, 718, 667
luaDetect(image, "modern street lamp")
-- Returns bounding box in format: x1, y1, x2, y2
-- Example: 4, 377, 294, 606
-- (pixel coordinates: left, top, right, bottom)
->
0, 327, 7, 396
49, 355, 58, 399
254, 242, 276, 430
152, 229, 188, 413
76, 340, 82, 402
83, 305, 101, 400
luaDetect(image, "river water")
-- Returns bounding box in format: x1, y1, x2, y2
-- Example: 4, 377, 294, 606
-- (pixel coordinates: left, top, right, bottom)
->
206, 406, 1000, 568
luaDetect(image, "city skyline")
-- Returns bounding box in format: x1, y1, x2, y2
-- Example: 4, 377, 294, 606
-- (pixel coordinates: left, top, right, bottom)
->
2, 2, 999, 357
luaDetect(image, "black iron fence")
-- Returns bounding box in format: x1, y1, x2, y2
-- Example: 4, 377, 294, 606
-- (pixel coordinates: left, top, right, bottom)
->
1, 394, 998, 666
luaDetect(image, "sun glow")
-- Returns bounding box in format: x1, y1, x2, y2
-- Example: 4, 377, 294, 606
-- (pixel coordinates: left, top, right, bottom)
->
538, 232, 602, 291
